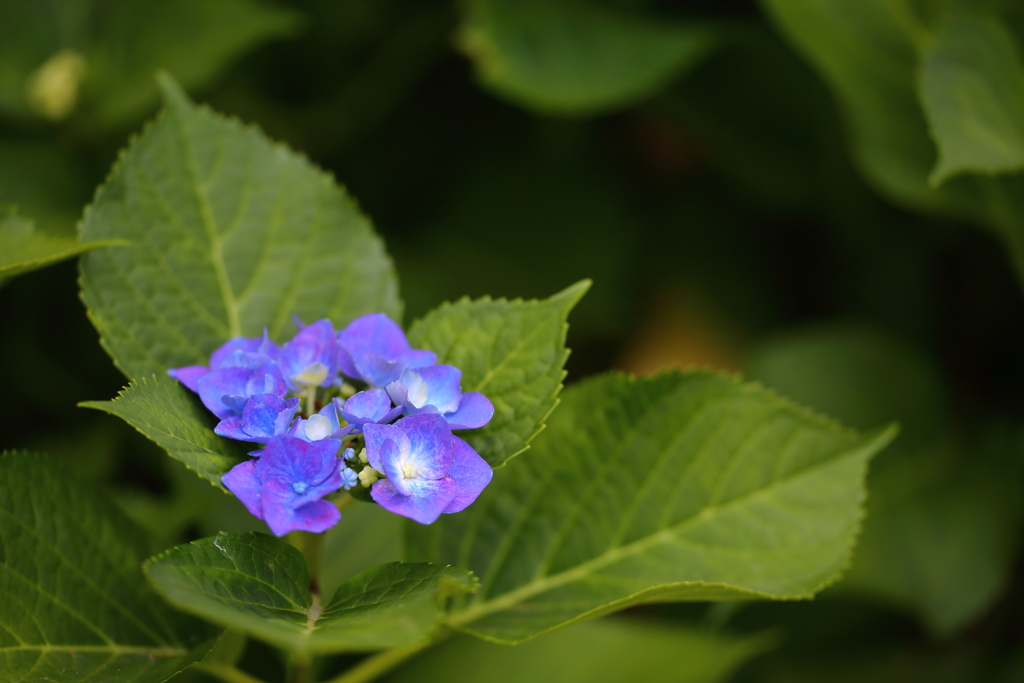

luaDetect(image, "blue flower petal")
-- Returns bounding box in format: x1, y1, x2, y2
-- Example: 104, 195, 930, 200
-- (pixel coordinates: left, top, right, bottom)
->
241, 395, 300, 441
408, 365, 462, 414
443, 436, 493, 514
398, 413, 454, 480
214, 416, 251, 442
168, 365, 208, 393
339, 389, 392, 427
363, 422, 410, 472
262, 482, 341, 536
370, 476, 457, 525
222, 460, 263, 519
378, 438, 410, 495
279, 319, 339, 390
198, 367, 253, 419
337, 313, 436, 386
445, 392, 495, 430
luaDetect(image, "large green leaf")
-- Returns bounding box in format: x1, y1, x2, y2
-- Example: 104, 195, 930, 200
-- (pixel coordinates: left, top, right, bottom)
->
758, 0, 982, 219
407, 281, 589, 467
407, 371, 895, 644
0, 0, 300, 124
0, 451, 217, 682
458, 0, 718, 115
385, 617, 776, 683
80, 375, 247, 490
0, 212, 119, 282
746, 321, 1024, 636
79, 74, 400, 381
145, 532, 477, 656
920, 8, 1024, 186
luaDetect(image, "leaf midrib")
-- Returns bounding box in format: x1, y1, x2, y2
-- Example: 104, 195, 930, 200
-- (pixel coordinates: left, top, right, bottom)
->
447, 436, 875, 628
169, 100, 242, 338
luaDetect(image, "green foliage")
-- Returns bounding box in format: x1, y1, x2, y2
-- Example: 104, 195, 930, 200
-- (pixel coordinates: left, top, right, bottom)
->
80, 374, 247, 490
0, 451, 217, 682
407, 371, 895, 644
407, 281, 589, 467
920, 8, 1024, 186
758, 0, 981, 218
144, 532, 477, 656
747, 321, 1024, 636
0, 0, 300, 125
0, 212, 119, 282
458, 0, 718, 115
79, 74, 400, 381
845, 435, 1024, 636
386, 617, 777, 683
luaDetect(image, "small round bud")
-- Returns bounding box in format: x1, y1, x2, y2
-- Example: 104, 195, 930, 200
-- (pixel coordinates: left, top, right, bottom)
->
358, 465, 380, 487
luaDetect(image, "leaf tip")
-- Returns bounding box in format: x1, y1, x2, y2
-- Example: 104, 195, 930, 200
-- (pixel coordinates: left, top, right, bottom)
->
156, 71, 193, 110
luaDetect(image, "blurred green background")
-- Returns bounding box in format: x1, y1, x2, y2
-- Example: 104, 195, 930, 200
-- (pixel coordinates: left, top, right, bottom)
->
3, 0, 1024, 681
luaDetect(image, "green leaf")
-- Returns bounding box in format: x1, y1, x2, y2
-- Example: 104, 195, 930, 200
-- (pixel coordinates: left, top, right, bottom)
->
745, 321, 948, 448
79, 74, 401, 381
843, 434, 1024, 637
407, 281, 589, 467
0, 0, 300, 124
746, 322, 1024, 636
0, 212, 119, 281
145, 532, 478, 656
458, 0, 718, 115
387, 617, 777, 683
920, 8, 1024, 186
0, 451, 217, 682
758, 0, 983, 219
80, 374, 247, 490
407, 371, 896, 644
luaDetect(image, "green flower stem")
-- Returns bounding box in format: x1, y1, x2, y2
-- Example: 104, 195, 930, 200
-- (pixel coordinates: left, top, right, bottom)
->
287, 530, 326, 595
304, 385, 318, 418
335, 492, 355, 513
193, 663, 269, 683
288, 652, 317, 683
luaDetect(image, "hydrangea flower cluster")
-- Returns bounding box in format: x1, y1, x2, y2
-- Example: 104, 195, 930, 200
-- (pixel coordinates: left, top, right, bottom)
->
169, 313, 494, 535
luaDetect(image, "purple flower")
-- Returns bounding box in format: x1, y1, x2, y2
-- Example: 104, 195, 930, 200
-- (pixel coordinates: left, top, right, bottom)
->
169, 331, 279, 393
336, 389, 404, 432
215, 394, 300, 443
279, 319, 339, 391
364, 414, 492, 525
337, 313, 436, 388
386, 366, 494, 430
197, 362, 287, 420
292, 401, 350, 442
222, 434, 344, 536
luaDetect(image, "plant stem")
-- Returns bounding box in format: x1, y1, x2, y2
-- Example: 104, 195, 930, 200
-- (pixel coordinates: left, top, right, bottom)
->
193, 663, 268, 683
304, 385, 318, 418
321, 632, 449, 683
287, 653, 317, 683
335, 493, 355, 513
287, 530, 327, 594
